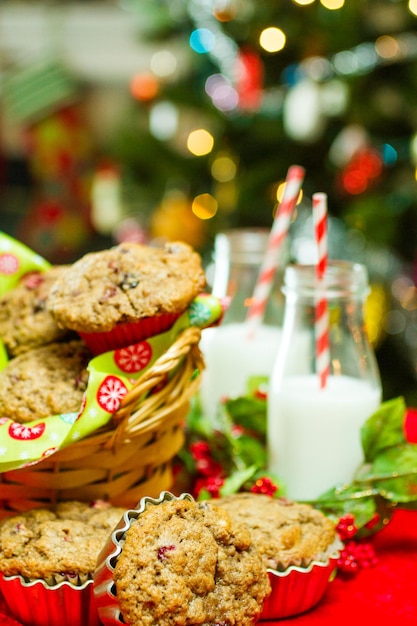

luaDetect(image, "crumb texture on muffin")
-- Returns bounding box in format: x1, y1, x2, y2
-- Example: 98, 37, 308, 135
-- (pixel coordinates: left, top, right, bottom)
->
0, 340, 92, 423
47, 242, 206, 333
0, 501, 126, 581
215, 493, 339, 570
114, 498, 271, 626
0, 266, 74, 357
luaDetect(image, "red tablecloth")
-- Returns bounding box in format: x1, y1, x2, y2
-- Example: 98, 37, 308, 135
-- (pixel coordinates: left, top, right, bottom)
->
1, 509, 416, 625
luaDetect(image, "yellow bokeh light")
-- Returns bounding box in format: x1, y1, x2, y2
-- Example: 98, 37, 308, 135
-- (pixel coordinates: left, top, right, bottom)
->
375, 36, 399, 59
293, 0, 315, 5
276, 181, 303, 204
320, 0, 345, 9
187, 129, 215, 156
409, 0, 417, 16
192, 193, 218, 219
211, 156, 237, 182
259, 27, 286, 53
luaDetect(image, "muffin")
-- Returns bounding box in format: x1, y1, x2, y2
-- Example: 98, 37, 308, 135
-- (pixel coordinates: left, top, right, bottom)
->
46, 241, 206, 354
0, 339, 91, 423
94, 491, 271, 625
0, 266, 75, 357
214, 493, 342, 619
0, 500, 126, 626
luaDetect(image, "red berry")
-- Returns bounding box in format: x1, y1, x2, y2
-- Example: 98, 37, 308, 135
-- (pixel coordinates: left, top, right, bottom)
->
336, 514, 358, 541
250, 477, 278, 497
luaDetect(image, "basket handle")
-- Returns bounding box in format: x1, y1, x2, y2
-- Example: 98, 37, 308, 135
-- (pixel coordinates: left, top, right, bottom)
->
111, 326, 204, 427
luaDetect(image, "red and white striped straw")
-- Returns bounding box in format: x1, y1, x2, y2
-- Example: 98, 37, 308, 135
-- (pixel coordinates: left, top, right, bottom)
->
312, 192, 330, 389
245, 164, 305, 330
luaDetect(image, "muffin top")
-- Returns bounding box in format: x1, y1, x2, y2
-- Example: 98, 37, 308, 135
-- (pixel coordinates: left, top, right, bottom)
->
0, 501, 126, 581
0, 340, 91, 423
114, 498, 271, 626
46, 241, 206, 333
214, 493, 339, 570
0, 266, 74, 357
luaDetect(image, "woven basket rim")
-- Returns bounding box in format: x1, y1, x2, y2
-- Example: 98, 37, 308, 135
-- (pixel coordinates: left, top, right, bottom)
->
0, 326, 204, 513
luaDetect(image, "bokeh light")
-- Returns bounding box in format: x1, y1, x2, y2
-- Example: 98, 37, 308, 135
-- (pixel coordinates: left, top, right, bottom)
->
150, 50, 178, 78
190, 28, 216, 54
149, 102, 179, 141
410, 0, 417, 16
187, 129, 215, 156
320, 0, 345, 8
130, 73, 159, 101
382, 143, 398, 166
276, 181, 303, 204
192, 193, 218, 219
211, 155, 237, 182
259, 27, 286, 53
205, 73, 239, 111
375, 36, 400, 60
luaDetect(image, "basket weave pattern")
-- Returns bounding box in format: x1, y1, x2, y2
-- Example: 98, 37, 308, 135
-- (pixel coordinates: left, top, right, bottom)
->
0, 327, 204, 517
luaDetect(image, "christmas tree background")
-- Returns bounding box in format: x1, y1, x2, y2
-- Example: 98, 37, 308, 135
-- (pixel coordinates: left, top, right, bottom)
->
1, 0, 417, 403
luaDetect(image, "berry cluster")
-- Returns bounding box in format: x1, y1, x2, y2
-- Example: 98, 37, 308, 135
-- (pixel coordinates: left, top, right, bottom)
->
250, 476, 278, 496
188, 438, 279, 499
337, 541, 378, 575
336, 514, 378, 576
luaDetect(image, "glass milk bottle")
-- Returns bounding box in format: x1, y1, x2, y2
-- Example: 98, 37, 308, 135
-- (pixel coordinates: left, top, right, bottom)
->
267, 260, 382, 501
199, 228, 285, 422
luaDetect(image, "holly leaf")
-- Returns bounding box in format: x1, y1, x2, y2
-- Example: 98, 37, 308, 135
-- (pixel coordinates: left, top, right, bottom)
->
227, 433, 267, 470
313, 483, 379, 529
358, 443, 417, 503
224, 396, 267, 437
220, 465, 259, 496
361, 396, 407, 463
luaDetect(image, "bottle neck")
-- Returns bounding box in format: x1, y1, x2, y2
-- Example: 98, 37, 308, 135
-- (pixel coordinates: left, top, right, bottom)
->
282, 261, 370, 302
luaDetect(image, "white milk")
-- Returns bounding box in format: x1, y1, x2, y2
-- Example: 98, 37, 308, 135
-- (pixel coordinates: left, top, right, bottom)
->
199, 323, 282, 422
267, 374, 381, 501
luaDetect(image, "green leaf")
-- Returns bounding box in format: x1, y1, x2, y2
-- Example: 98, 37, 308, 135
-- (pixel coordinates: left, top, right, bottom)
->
361, 396, 407, 462
313, 484, 379, 529
246, 375, 268, 396
219, 466, 259, 496
228, 434, 267, 470
224, 396, 267, 437
360, 443, 417, 503
197, 488, 212, 501
176, 447, 196, 475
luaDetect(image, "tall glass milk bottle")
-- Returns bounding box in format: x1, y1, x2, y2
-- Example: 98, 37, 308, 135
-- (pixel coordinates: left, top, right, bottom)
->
199, 228, 285, 422
267, 261, 382, 501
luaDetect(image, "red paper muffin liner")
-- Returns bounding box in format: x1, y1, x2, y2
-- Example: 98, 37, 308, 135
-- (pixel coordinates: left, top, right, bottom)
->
260, 555, 339, 621
0, 573, 100, 626
78, 312, 182, 355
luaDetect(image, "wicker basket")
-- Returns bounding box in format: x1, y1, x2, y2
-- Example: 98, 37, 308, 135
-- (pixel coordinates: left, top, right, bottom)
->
0, 326, 204, 517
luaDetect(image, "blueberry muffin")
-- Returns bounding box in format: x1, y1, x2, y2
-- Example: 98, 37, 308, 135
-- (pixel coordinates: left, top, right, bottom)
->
0, 266, 74, 357
46, 241, 206, 354
94, 492, 271, 626
0, 340, 91, 423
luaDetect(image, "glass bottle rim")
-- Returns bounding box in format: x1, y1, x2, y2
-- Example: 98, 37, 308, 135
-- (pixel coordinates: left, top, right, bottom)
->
283, 260, 369, 298
214, 228, 271, 265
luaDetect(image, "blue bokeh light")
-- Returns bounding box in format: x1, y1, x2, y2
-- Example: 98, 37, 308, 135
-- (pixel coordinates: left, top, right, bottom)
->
189, 28, 216, 54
